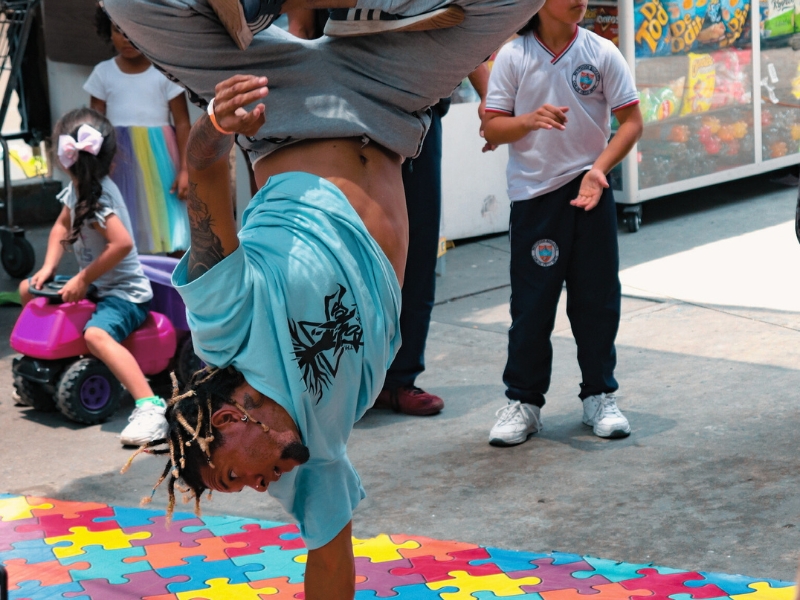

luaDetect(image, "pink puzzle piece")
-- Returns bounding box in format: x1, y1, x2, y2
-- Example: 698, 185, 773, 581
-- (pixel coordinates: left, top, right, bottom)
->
620, 569, 729, 600
355, 557, 426, 596
63, 570, 191, 599
390, 548, 504, 583
511, 558, 613, 594
0, 517, 43, 551
222, 523, 306, 557
128, 516, 214, 547
15, 508, 119, 539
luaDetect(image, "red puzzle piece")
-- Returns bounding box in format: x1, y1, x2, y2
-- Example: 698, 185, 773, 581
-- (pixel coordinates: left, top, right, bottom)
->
222, 523, 306, 557
15, 507, 118, 539
620, 569, 728, 600
390, 548, 503, 583
4, 557, 90, 590
27, 498, 110, 519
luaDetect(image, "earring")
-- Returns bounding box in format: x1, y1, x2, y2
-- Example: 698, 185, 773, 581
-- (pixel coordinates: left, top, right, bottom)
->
241, 415, 248, 422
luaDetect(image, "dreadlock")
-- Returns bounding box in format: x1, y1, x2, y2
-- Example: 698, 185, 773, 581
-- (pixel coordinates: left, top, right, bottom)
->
121, 365, 247, 525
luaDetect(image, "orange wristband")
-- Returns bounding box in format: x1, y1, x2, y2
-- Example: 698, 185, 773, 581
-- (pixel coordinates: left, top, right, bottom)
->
207, 98, 233, 135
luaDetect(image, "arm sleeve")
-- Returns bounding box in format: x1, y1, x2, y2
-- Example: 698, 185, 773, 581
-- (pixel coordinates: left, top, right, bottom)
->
83, 64, 108, 101
171, 246, 255, 368
485, 43, 520, 115
603, 44, 640, 112
281, 455, 365, 550
162, 74, 186, 102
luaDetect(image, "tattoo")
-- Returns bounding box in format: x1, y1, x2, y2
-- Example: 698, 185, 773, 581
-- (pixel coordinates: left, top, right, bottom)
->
186, 181, 225, 282
187, 115, 235, 171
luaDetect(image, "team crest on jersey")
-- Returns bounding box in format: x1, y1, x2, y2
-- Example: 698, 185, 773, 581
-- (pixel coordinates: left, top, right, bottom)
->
572, 64, 601, 95
532, 239, 559, 267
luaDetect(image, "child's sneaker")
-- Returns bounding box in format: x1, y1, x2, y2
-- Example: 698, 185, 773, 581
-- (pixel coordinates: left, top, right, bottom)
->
208, 0, 283, 50
582, 393, 631, 439
489, 400, 541, 447
323, 5, 464, 37
120, 402, 168, 446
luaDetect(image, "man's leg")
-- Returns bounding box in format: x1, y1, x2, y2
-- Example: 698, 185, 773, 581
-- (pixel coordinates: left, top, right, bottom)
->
375, 104, 444, 416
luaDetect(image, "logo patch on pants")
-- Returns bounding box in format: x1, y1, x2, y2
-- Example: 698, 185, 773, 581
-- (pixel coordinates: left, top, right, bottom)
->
532, 239, 559, 267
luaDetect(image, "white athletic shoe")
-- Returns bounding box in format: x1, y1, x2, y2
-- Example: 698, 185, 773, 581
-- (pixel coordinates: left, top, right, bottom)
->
119, 403, 169, 446
489, 400, 542, 447
582, 393, 631, 439
323, 5, 465, 37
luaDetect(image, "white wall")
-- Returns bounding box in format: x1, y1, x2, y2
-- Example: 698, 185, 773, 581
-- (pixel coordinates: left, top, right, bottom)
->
441, 102, 509, 241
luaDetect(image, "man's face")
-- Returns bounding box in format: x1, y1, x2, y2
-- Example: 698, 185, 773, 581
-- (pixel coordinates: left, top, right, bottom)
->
199, 384, 309, 494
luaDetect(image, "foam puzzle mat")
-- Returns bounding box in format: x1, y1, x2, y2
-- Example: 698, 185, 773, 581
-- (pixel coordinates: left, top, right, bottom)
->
0, 493, 796, 599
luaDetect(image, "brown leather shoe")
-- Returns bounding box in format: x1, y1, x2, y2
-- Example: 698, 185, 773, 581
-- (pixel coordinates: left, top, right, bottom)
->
373, 386, 444, 416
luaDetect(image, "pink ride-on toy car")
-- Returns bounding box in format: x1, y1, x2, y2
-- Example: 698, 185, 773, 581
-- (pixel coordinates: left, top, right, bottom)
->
10, 256, 200, 425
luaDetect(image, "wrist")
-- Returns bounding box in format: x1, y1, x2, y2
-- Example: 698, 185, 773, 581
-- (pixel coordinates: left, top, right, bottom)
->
207, 98, 234, 136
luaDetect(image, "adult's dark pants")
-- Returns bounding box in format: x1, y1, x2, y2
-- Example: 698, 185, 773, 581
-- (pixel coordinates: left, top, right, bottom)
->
384, 105, 444, 389
503, 172, 621, 408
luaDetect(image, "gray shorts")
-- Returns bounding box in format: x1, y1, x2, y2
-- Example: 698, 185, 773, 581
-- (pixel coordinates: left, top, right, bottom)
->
102, 0, 543, 161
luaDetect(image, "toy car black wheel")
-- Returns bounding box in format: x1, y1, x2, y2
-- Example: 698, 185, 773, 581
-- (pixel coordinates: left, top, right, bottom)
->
13, 375, 56, 412
1, 236, 35, 279
55, 358, 122, 424
175, 335, 203, 386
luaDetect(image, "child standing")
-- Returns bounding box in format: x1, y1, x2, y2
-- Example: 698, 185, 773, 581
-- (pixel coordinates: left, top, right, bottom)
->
20, 108, 169, 447
482, 0, 643, 447
84, 6, 191, 255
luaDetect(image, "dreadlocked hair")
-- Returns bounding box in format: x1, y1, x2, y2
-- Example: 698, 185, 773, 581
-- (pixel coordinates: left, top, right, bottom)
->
120, 365, 245, 525
52, 107, 116, 247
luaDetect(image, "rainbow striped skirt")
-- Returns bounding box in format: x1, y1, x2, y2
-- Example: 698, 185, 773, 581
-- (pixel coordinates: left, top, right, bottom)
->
110, 125, 189, 254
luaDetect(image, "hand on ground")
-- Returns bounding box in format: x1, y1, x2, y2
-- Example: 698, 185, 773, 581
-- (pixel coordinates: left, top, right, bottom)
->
213, 74, 269, 137
524, 104, 569, 131
571, 168, 608, 211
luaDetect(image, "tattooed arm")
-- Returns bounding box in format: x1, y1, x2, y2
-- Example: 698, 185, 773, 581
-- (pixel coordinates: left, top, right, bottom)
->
185, 74, 269, 282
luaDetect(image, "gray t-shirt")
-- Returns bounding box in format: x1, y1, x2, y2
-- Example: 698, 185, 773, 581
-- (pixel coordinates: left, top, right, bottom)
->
58, 177, 152, 304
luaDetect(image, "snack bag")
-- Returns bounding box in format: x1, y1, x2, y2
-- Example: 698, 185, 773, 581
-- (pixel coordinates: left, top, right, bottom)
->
719, 0, 750, 46
761, 0, 794, 38
697, 0, 727, 48
584, 5, 619, 45
665, 0, 709, 54
796, 0, 800, 31
635, 0, 672, 56
710, 49, 751, 107
681, 52, 716, 113
639, 78, 686, 122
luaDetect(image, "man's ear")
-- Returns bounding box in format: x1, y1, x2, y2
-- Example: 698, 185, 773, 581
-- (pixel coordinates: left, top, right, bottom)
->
210, 405, 243, 431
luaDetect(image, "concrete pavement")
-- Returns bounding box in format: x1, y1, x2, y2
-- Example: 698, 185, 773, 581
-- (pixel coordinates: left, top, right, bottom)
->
0, 172, 798, 584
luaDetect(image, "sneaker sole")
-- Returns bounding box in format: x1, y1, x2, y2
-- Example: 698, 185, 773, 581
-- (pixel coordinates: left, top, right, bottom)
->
207, 0, 253, 50
488, 430, 537, 447
324, 6, 465, 37
583, 420, 631, 439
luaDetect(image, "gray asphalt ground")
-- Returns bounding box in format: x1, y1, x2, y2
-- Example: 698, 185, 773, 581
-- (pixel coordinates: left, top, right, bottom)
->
0, 172, 799, 584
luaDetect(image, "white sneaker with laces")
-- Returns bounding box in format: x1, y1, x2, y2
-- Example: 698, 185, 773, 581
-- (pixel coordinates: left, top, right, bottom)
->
582, 393, 631, 438
119, 403, 169, 446
489, 400, 542, 447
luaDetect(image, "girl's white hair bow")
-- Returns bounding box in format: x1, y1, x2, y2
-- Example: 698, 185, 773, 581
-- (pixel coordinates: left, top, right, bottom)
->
57, 124, 105, 169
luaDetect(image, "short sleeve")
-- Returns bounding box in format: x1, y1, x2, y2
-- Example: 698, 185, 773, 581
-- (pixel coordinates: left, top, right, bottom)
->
270, 453, 365, 550
91, 196, 116, 229
161, 74, 185, 102
602, 43, 640, 112
83, 63, 108, 101
172, 246, 255, 368
485, 42, 522, 115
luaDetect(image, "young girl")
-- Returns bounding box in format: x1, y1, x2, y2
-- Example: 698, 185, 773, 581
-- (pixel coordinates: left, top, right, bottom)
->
20, 108, 168, 447
482, 0, 643, 446
84, 5, 191, 255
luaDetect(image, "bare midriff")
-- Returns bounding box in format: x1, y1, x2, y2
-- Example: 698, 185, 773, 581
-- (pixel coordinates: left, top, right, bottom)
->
253, 138, 408, 286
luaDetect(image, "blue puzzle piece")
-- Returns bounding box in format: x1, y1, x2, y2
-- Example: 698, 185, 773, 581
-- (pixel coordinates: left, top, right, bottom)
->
157, 555, 263, 592
230, 545, 307, 584
0, 493, 19, 500
672, 593, 730, 600
93, 506, 195, 529
471, 548, 584, 572
11, 579, 85, 600
61, 545, 149, 584
0, 538, 59, 564
181, 515, 273, 537
355, 583, 457, 599
576, 556, 651, 582
687, 573, 794, 596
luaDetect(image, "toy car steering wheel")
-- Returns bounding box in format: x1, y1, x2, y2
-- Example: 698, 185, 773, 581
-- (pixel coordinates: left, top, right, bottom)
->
29, 279, 97, 303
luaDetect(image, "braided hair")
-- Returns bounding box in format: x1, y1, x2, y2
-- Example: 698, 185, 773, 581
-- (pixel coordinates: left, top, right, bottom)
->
121, 366, 268, 523
52, 108, 116, 247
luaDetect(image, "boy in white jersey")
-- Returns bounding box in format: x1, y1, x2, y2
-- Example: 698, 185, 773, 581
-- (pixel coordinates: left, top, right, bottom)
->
482, 0, 643, 447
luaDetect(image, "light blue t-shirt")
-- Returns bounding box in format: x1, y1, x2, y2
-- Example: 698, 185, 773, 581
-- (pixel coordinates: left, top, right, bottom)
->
172, 172, 401, 550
